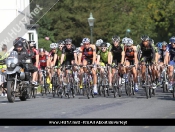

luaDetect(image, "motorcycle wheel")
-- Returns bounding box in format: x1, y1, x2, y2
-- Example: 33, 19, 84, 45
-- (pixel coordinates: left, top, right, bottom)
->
7, 81, 15, 103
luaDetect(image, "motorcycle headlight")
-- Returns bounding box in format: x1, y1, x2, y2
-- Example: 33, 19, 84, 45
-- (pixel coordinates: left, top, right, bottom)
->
10, 63, 16, 68
25, 59, 31, 63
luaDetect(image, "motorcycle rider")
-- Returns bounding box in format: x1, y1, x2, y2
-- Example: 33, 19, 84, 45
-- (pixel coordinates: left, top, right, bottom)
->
13, 40, 38, 85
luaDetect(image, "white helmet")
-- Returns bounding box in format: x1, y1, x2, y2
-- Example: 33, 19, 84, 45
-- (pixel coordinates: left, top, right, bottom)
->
82, 38, 90, 44
96, 39, 103, 47
125, 38, 133, 46
106, 42, 111, 48
122, 37, 129, 44
50, 43, 58, 49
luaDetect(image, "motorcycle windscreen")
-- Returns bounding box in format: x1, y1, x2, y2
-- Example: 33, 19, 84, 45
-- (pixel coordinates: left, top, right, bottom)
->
6, 51, 18, 68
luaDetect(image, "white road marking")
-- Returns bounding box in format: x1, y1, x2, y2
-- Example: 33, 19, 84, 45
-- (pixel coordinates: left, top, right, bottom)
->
4, 126, 9, 128
62, 112, 66, 114
143, 126, 149, 128
1, 103, 7, 104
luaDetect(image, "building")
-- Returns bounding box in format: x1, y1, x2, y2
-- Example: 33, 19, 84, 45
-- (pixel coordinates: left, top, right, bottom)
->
0, 0, 39, 49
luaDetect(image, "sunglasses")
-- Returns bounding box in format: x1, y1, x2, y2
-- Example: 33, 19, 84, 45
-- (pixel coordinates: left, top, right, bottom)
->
58, 45, 63, 48
113, 41, 119, 43
126, 45, 132, 47
101, 47, 107, 50
66, 44, 71, 46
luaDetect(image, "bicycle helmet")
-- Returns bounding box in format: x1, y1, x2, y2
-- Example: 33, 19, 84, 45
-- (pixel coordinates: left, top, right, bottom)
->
95, 39, 103, 47
156, 42, 162, 49
149, 38, 154, 44
58, 40, 65, 45
65, 38, 72, 44
39, 48, 45, 53
122, 37, 129, 44
169, 36, 175, 43
82, 38, 90, 44
29, 41, 36, 47
112, 35, 120, 42
106, 42, 111, 48
162, 41, 167, 46
50, 43, 58, 49
125, 38, 133, 46
100, 42, 107, 47
141, 35, 149, 41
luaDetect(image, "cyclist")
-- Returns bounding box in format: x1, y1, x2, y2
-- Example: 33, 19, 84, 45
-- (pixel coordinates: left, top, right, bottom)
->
38, 48, 49, 84
108, 35, 125, 87
78, 38, 97, 94
60, 38, 78, 93
96, 39, 103, 52
56, 40, 66, 76
138, 35, 156, 88
29, 41, 39, 69
167, 37, 175, 90
123, 38, 139, 92
47, 43, 58, 90
157, 41, 169, 83
96, 42, 112, 87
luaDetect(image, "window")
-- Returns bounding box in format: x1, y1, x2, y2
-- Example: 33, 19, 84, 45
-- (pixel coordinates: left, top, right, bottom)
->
28, 33, 34, 41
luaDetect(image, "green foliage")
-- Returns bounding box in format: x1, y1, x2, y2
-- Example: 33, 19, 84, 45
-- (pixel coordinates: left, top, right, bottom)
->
38, 38, 52, 51
32, 0, 175, 48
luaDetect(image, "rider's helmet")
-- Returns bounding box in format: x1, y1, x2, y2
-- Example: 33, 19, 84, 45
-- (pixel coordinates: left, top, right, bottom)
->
122, 37, 129, 44
141, 35, 149, 41
96, 39, 103, 47
162, 41, 167, 46
82, 38, 90, 44
39, 48, 45, 53
125, 38, 133, 46
169, 36, 175, 43
156, 42, 162, 49
149, 38, 154, 45
65, 38, 72, 44
112, 35, 120, 42
50, 43, 58, 49
14, 40, 23, 48
58, 40, 65, 45
100, 42, 107, 47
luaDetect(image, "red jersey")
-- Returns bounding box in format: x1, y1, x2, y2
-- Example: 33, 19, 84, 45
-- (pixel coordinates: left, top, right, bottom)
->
39, 55, 47, 67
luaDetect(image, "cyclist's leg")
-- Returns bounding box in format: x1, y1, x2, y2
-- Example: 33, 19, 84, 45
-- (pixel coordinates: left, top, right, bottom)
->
141, 57, 146, 84
168, 60, 174, 90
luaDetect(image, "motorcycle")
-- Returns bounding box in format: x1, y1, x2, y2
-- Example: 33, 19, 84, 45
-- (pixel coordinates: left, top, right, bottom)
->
5, 51, 33, 103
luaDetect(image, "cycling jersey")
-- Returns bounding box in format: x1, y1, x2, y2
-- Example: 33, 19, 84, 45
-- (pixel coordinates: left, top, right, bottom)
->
49, 49, 58, 66
57, 49, 66, 66
109, 44, 124, 64
125, 47, 135, 61
81, 47, 93, 60
62, 44, 76, 66
168, 45, 175, 61
31, 48, 39, 64
39, 55, 47, 67
139, 42, 155, 62
97, 50, 108, 63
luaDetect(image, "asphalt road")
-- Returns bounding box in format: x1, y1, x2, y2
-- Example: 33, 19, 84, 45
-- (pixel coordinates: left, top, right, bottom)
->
0, 86, 175, 132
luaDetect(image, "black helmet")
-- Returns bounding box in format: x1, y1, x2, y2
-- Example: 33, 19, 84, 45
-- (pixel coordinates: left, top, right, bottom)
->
112, 35, 120, 42
65, 38, 72, 44
58, 40, 65, 45
100, 42, 107, 47
39, 48, 45, 53
14, 41, 23, 48
141, 35, 149, 41
149, 38, 154, 44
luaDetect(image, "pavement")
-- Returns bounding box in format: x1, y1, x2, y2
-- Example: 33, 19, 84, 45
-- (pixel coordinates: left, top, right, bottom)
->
0, 86, 175, 132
